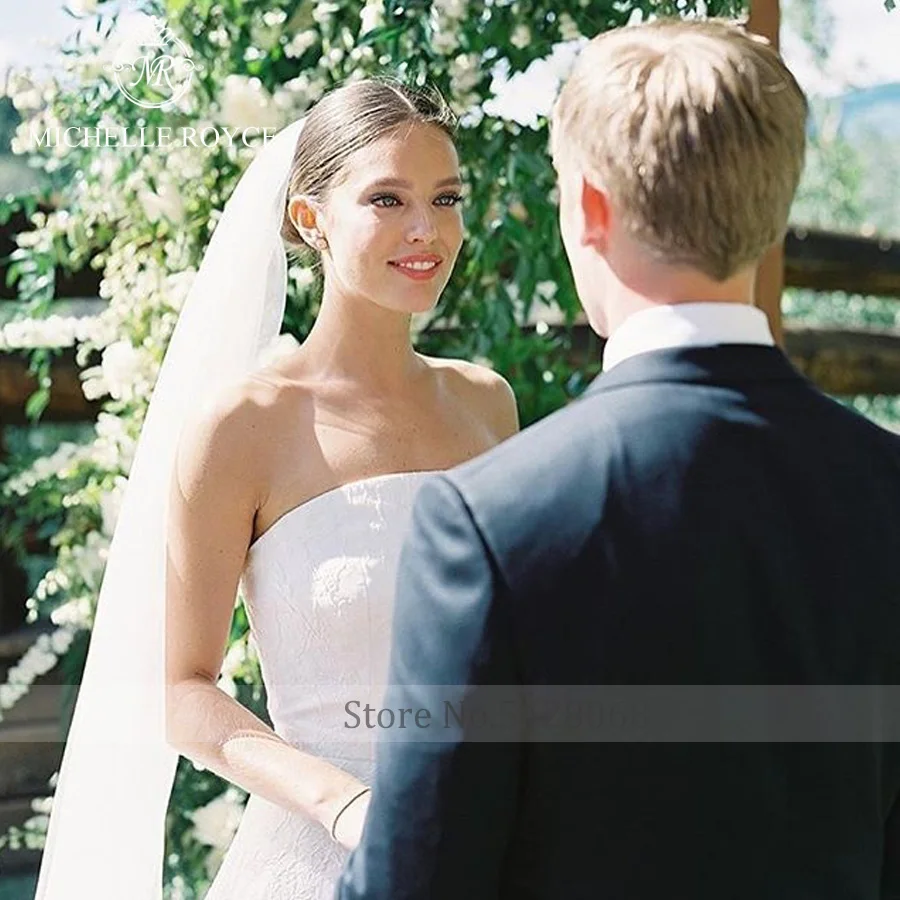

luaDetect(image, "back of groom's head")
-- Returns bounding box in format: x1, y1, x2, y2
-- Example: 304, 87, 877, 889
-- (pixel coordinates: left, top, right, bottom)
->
551, 18, 808, 283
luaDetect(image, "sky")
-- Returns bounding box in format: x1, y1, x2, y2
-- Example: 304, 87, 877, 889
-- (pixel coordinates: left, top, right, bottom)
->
1, 0, 899, 122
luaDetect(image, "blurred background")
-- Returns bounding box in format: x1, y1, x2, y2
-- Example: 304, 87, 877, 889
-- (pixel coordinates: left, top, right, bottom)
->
0, 1, 898, 897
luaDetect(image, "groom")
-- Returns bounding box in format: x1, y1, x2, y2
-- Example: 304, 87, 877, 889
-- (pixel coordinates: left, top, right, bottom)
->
337, 18, 900, 900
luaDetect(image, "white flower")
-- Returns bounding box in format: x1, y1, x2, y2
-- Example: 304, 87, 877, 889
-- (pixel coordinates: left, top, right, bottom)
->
433, 0, 467, 18
219, 75, 281, 131
449, 53, 481, 96
35, 567, 72, 602
50, 629, 74, 656
70, 49, 106, 81
284, 30, 318, 59
165, 270, 196, 311
216, 639, 248, 698
24, 814, 50, 832
249, 27, 280, 52
99, 340, 142, 401
99, 474, 127, 534
209, 27, 229, 48
289, 265, 316, 290
70, 532, 109, 592
30, 796, 53, 815
50, 596, 92, 629
558, 12, 582, 42
9, 73, 43, 112
263, 9, 287, 27
360, 0, 385, 35
190, 792, 244, 849
0, 313, 97, 351
67, 0, 99, 14
312, 2, 340, 26
19, 644, 58, 679
511, 25, 531, 49
410, 311, 431, 339
349, 45, 376, 64
138, 180, 184, 224
205, 846, 227, 880
0, 683, 26, 710
280, 73, 328, 108
15, 229, 42, 249
432, 29, 460, 55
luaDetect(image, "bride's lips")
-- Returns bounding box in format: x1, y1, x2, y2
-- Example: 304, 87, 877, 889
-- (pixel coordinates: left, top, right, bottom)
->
388, 253, 443, 282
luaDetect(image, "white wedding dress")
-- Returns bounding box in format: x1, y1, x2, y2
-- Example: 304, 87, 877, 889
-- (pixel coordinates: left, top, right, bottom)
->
203, 470, 438, 900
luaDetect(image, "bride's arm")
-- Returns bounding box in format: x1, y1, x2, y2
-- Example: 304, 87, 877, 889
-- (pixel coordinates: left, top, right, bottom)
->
164, 382, 364, 841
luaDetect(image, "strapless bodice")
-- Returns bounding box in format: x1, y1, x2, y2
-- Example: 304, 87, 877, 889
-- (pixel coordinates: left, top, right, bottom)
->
238, 470, 439, 775
204, 471, 440, 900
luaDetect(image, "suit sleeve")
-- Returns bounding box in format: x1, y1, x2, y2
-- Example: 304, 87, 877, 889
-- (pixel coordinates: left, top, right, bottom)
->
335, 475, 523, 900
885, 790, 900, 899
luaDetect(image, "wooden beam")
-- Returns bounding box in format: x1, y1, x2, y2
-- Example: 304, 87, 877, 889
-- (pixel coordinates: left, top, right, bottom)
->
565, 322, 900, 397
0, 345, 104, 423
747, 0, 781, 49
783, 324, 900, 396
785, 228, 900, 298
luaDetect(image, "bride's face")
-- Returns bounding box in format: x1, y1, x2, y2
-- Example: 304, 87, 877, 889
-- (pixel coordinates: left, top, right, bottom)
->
317, 123, 465, 314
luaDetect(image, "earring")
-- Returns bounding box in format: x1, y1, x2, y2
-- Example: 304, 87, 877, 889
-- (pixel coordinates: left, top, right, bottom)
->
312, 231, 328, 250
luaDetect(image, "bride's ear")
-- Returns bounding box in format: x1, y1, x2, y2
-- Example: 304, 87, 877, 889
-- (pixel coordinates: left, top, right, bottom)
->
287, 195, 328, 251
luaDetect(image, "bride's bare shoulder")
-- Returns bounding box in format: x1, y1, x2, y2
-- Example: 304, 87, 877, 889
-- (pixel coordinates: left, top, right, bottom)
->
178, 367, 314, 469
422, 354, 519, 440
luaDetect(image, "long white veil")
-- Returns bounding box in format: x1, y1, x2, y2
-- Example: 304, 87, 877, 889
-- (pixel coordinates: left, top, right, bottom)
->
34, 116, 307, 900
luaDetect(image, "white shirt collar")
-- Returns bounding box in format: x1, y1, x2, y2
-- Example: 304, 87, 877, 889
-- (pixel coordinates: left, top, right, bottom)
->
602, 302, 775, 373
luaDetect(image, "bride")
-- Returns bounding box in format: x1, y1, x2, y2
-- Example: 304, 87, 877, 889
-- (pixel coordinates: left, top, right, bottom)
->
33, 77, 518, 900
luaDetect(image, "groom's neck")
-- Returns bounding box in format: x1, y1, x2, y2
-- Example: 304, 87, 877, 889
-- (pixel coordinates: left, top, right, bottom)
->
600, 256, 758, 337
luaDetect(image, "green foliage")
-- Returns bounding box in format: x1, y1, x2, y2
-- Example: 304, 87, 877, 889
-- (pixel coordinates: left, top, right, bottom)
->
786, 96, 900, 430
0, 97, 21, 153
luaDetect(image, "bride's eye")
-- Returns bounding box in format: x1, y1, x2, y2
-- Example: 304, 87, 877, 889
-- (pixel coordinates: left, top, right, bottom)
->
435, 193, 464, 207
371, 194, 401, 208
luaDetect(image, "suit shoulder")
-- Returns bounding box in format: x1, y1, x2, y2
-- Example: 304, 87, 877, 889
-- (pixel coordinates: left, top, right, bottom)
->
445, 390, 617, 526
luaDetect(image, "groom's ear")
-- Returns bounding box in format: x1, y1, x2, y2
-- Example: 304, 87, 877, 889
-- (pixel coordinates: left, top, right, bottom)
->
579, 177, 611, 253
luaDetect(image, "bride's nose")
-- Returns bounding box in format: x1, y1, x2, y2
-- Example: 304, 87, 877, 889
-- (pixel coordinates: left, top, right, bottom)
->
406, 205, 438, 244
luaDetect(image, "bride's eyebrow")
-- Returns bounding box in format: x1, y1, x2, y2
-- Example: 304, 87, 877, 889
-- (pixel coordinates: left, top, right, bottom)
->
362, 176, 463, 191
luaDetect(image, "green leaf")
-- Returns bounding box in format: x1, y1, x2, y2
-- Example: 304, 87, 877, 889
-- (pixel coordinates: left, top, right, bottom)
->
24, 386, 51, 422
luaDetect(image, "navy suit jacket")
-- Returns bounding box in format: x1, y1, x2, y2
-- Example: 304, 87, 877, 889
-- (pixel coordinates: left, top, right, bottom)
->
337, 344, 900, 900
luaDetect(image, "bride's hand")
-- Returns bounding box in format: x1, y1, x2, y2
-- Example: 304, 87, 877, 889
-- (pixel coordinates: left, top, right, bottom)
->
330, 785, 372, 850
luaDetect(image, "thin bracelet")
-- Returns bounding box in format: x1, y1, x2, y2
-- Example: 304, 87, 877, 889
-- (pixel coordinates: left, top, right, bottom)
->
330, 787, 371, 841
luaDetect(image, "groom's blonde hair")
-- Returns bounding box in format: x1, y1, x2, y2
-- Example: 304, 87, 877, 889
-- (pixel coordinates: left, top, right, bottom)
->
551, 18, 808, 280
